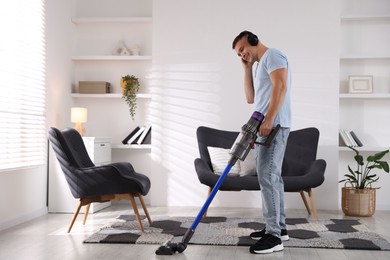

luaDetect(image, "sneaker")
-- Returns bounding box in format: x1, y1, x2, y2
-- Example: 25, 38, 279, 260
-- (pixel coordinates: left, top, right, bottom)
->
250, 228, 289, 241
249, 233, 284, 254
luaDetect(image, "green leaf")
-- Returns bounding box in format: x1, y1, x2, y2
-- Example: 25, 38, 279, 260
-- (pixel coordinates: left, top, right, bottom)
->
367, 164, 383, 170
354, 154, 364, 165
378, 161, 389, 173
367, 150, 389, 162
348, 165, 356, 176
345, 174, 357, 181
365, 174, 377, 180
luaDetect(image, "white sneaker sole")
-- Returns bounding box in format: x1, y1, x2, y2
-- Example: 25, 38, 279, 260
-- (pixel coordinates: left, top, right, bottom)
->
252, 244, 284, 254
251, 234, 289, 241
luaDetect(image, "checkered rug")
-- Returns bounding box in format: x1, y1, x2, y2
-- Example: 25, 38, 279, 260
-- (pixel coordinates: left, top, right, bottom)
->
84, 215, 390, 250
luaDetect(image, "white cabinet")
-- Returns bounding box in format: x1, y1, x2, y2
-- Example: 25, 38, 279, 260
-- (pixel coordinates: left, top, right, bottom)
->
83, 137, 112, 165
48, 137, 112, 213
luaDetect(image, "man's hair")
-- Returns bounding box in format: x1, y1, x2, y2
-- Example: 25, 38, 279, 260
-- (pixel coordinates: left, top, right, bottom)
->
232, 30, 259, 49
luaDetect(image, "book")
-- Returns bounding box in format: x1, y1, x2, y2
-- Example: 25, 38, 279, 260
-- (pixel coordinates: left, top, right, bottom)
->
344, 129, 358, 147
339, 129, 363, 147
350, 131, 363, 147
142, 127, 151, 144
137, 124, 151, 145
339, 129, 351, 146
128, 126, 145, 144
122, 126, 140, 144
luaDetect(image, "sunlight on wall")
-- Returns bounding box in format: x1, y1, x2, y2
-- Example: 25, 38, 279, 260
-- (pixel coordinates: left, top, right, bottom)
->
150, 62, 222, 206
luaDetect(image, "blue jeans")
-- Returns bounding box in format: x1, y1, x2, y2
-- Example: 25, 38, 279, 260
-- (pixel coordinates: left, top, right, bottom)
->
254, 127, 290, 237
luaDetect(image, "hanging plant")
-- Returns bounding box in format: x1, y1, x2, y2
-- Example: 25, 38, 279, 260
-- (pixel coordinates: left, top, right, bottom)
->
121, 75, 140, 120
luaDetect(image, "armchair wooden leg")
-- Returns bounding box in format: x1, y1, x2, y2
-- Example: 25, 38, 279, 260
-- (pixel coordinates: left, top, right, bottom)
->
307, 189, 318, 221
83, 203, 91, 225
202, 187, 213, 218
128, 194, 144, 232
68, 201, 83, 233
300, 191, 311, 216
138, 195, 152, 225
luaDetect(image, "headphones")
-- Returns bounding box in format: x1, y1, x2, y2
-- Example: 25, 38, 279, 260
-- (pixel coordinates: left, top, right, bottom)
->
247, 31, 259, 46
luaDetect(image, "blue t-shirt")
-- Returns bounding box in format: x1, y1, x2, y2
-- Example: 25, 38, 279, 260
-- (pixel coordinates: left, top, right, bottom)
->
253, 48, 291, 127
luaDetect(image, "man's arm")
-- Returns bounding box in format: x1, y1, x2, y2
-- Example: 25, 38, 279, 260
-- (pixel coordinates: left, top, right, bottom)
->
259, 67, 287, 136
243, 67, 255, 103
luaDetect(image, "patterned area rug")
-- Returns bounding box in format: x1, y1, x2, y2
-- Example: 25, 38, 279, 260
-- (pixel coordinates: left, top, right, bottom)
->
84, 215, 390, 250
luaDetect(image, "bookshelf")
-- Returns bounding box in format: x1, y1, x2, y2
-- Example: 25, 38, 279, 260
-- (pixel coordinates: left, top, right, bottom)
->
339, 93, 390, 99
112, 144, 152, 150
71, 93, 152, 99
339, 11, 390, 150
72, 55, 152, 61
339, 146, 387, 152
71, 14, 153, 150
71, 17, 152, 24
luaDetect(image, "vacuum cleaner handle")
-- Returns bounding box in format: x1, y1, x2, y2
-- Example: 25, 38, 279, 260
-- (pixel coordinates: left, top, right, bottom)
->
255, 124, 281, 148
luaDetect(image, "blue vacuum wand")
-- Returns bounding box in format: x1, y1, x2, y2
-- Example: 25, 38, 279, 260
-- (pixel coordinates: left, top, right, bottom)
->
155, 111, 280, 255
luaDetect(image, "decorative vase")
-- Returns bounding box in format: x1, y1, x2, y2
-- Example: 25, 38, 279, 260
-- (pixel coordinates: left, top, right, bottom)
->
341, 187, 376, 217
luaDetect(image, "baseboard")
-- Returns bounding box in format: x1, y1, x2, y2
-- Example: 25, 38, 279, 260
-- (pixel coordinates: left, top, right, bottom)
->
0, 207, 48, 232
376, 203, 390, 211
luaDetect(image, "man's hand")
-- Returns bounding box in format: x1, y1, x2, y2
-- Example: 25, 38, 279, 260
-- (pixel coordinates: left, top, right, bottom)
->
259, 119, 274, 137
241, 58, 254, 70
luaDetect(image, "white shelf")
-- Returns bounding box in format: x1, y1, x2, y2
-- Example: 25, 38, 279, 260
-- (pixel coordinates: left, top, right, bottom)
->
72, 55, 152, 61
339, 93, 390, 99
71, 93, 152, 98
339, 146, 389, 152
111, 144, 151, 150
341, 15, 390, 21
340, 55, 390, 60
71, 17, 152, 24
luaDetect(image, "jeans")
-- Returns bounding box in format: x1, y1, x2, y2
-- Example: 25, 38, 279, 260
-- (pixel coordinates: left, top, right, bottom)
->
254, 127, 290, 237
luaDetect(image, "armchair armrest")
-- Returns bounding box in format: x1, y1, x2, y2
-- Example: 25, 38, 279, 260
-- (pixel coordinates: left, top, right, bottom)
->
194, 158, 220, 187
74, 162, 150, 196
283, 159, 326, 192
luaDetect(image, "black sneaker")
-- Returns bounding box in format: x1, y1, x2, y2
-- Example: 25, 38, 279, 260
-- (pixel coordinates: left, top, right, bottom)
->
249, 233, 284, 254
250, 228, 289, 241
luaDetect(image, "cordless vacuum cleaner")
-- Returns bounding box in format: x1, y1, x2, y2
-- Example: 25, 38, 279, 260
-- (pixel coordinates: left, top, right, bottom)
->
155, 111, 280, 255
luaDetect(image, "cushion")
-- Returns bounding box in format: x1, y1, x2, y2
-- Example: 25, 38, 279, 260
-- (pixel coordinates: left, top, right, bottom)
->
207, 146, 241, 176
240, 149, 257, 176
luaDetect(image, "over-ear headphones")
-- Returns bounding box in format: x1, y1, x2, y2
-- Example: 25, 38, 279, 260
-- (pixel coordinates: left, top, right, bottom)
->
247, 31, 259, 46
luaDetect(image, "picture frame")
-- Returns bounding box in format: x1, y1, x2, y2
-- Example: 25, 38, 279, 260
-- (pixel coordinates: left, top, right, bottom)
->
348, 75, 373, 94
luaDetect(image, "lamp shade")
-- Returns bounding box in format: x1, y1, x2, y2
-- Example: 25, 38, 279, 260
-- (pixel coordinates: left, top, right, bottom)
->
71, 107, 88, 123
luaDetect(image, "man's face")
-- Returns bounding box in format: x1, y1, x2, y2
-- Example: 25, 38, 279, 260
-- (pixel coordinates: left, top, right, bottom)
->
234, 37, 254, 63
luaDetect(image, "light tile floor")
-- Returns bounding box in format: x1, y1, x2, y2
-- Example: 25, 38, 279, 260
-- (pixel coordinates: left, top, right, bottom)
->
0, 204, 390, 260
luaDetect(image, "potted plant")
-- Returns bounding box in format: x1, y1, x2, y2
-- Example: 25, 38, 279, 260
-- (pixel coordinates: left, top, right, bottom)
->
339, 147, 389, 217
121, 75, 140, 120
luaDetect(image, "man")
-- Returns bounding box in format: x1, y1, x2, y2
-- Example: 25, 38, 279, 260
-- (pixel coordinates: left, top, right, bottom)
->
232, 31, 292, 254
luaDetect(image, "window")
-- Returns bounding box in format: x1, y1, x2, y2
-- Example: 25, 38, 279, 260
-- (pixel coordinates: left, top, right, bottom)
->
0, 1, 46, 170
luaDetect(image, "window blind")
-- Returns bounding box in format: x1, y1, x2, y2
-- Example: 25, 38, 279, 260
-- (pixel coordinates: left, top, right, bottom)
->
0, 1, 46, 170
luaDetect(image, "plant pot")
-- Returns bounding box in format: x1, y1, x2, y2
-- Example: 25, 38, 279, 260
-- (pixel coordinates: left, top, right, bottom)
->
120, 78, 127, 93
341, 187, 376, 217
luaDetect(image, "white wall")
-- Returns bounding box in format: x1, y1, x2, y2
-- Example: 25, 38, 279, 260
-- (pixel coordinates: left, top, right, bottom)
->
151, 0, 341, 210
0, 0, 75, 231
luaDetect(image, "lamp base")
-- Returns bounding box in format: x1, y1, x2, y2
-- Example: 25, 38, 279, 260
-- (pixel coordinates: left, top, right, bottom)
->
74, 122, 86, 136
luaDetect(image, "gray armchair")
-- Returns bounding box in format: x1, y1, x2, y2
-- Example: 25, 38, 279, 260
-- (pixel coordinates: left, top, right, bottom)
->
194, 126, 326, 220
48, 127, 152, 232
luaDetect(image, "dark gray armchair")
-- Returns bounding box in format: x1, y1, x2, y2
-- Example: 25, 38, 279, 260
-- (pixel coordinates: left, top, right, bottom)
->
194, 126, 326, 220
48, 127, 152, 232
